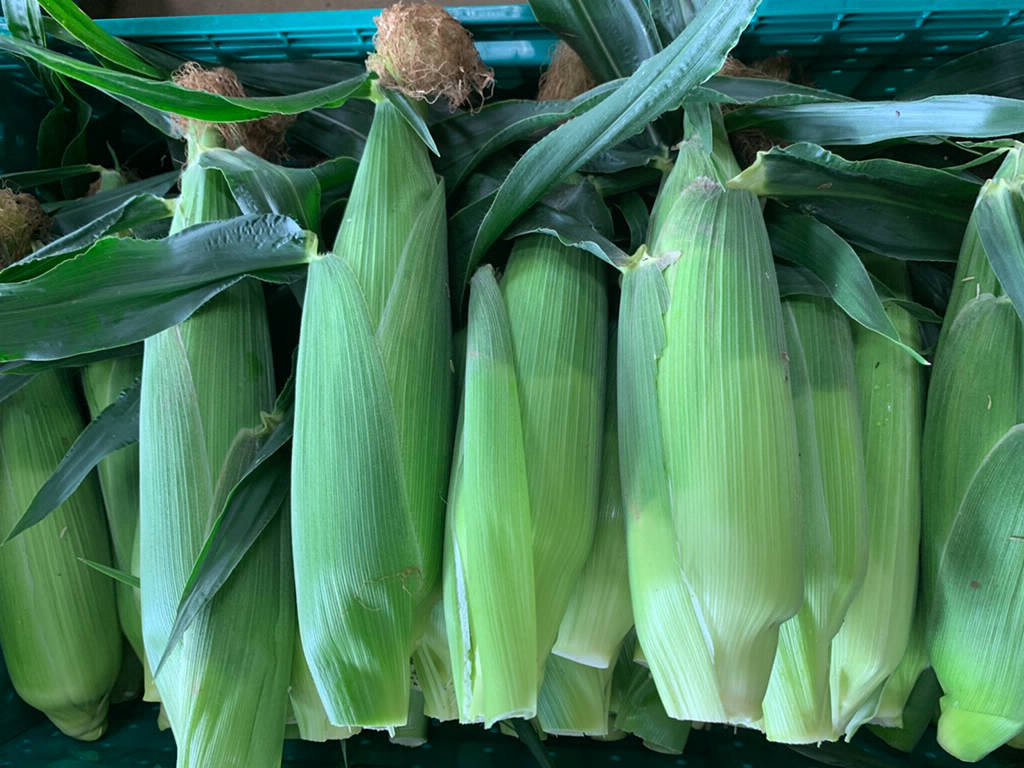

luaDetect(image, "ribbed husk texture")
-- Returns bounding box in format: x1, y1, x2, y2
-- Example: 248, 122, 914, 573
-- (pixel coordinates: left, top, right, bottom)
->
537, 655, 613, 737
292, 97, 453, 727
0, 370, 122, 740
762, 297, 869, 744
443, 234, 607, 726
829, 302, 923, 738
553, 328, 632, 669
924, 146, 1024, 762
81, 358, 146, 680
619, 129, 802, 726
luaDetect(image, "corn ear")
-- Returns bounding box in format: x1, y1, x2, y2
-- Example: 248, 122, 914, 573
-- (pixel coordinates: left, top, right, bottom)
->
553, 327, 631, 668
293, 97, 453, 727
620, 132, 802, 725
444, 265, 537, 725
289, 629, 361, 742
501, 234, 608, 665
930, 425, 1024, 761
830, 302, 923, 738
537, 656, 613, 737
762, 297, 868, 744
412, 600, 457, 722
0, 370, 122, 739
81, 358, 146, 675
140, 151, 295, 767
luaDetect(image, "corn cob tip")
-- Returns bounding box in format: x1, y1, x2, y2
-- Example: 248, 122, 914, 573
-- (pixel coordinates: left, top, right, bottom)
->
538, 41, 595, 101
0, 187, 47, 265
937, 700, 1024, 763
171, 62, 294, 157
366, 2, 493, 110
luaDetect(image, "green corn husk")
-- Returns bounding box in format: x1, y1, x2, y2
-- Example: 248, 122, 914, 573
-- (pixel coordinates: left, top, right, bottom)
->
830, 300, 923, 739
1008, 730, 1024, 749
923, 147, 1024, 762
390, 689, 429, 747
537, 656, 613, 737
930, 425, 1024, 761
619, 121, 802, 726
140, 129, 295, 766
445, 233, 608, 725
0, 370, 122, 739
444, 265, 537, 725
412, 600, 457, 722
288, 630, 361, 742
293, 91, 453, 728
762, 297, 869, 744
502, 235, 607, 663
81, 359, 148, 681
612, 638, 690, 755
553, 328, 631, 669
869, 667, 940, 753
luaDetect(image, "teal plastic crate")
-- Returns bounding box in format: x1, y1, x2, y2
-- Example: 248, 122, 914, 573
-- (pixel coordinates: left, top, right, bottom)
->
90, 1, 1024, 97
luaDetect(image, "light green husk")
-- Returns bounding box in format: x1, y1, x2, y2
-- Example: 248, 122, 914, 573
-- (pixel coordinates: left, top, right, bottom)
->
869, 667, 940, 753
924, 146, 1024, 763
762, 297, 869, 744
445, 234, 607, 725
537, 655, 613, 736
612, 638, 691, 755
293, 91, 453, 727
445, 265, 536, 725
619, 116, 802, 726
830, 300, 923, 739
81, 357, 149, 695
412, 600, 457, 722
288, 631, 361, 742
553, 328, 632, 668
870, 606, 930, 728
140, 129, 295, 766
0, 370, 122, 740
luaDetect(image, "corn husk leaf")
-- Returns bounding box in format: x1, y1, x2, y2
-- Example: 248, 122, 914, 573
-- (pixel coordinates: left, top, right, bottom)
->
0, 370, 122, 740
537, 655, 612, 737
444, 265, 537, 726
5, 374, 138, 542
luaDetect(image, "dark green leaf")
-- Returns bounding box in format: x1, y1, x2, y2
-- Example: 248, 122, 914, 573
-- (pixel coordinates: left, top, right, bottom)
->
776, 264, 830, 298
2, 0, 45, 47
382, 88, 438, 157
707, 74, 855, 106
290, 102, 373, 160
469, 0, 759, 291
4, 194, 173, 283
198, 148, 321, 232
0, 214, 316, 362
974, 179, 1024, 325
432, 84, 618, 192
730, 143, 979, 262
903, 41, 1024, 100
506, 181, 628, 269
1, 163, 102, 189
579, 132, 667, 173
528, 0, 661, 83
0, 373, 35, 405
0, 36, 373, 122
767, 205, 927, 363
77, 558, 140, 589
727, 95, 1024, 146
613, 191, 648, 252
4, 378, 139, 542
651, 0, 703, 45
0, 344, 143, 375
37, 0, 163, 78
47, 170, 178, 234
908, 262, 954, 318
